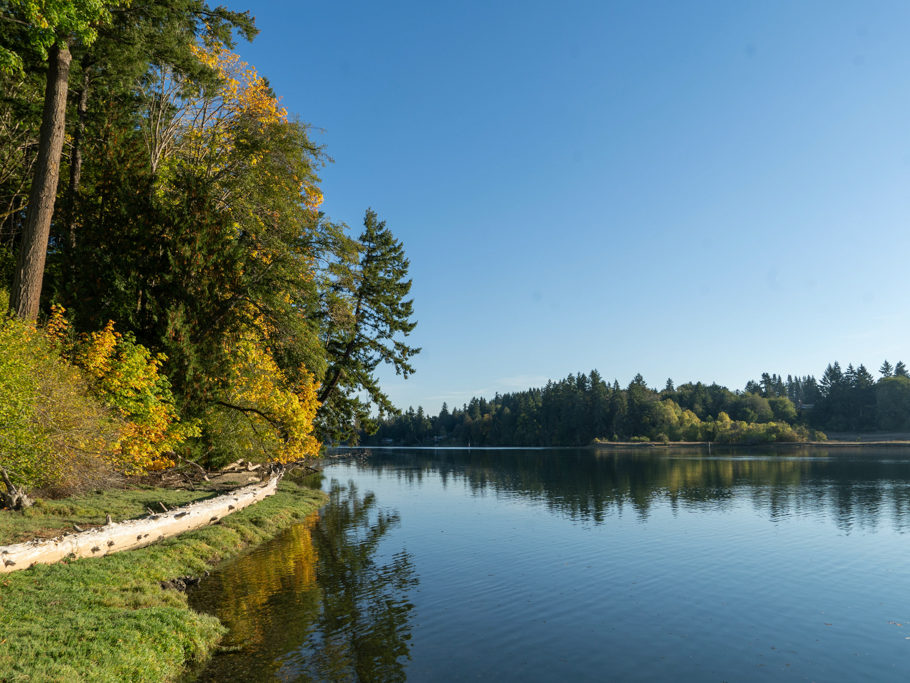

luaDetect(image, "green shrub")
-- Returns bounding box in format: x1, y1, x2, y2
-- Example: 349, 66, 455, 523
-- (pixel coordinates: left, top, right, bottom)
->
0, 316, 121, 496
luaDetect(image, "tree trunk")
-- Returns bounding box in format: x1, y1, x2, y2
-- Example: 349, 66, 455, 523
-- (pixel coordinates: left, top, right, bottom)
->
64, 69, 90, 252
9, 42, 72, 321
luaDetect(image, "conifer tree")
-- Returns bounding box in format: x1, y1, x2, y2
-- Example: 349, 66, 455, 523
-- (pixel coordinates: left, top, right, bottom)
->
317, 209, 419, 442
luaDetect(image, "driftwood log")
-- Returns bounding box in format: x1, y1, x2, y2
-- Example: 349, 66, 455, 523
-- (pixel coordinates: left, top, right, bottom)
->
0, 472, 283, 574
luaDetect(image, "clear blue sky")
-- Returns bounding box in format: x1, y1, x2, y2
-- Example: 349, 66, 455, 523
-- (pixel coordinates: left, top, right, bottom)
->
222, 0, 910, 414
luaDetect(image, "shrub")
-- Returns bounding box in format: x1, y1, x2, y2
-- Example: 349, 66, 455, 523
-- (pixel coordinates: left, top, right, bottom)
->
0, 314, 120, 495
712, 418, 810, 445
47, 307, 199, 474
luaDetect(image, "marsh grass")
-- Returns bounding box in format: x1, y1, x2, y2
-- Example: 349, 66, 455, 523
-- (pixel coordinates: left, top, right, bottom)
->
0, 479, 326, 682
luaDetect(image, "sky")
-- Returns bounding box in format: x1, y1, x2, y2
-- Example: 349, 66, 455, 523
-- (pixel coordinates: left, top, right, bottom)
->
220, 0, 910, 414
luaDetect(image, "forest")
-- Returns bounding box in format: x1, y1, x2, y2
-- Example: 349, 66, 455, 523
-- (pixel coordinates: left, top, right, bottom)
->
0, 1, 418, 503
365, 362, 910, 447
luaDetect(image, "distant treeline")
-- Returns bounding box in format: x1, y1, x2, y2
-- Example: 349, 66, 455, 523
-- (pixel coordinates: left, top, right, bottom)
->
365, 361, 910, 446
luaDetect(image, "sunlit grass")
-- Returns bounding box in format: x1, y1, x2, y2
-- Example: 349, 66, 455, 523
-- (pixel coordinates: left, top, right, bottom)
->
0, 480, 326, 682
0, 486, 216, 545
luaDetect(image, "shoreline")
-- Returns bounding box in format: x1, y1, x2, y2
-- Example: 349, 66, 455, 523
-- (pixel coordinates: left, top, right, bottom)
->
353, 439, 910, 451
0, 478, 327, 681
590, 439, 910, 449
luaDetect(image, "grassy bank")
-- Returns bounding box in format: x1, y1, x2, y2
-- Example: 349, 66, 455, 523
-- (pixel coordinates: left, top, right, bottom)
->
0, 479, 326, 682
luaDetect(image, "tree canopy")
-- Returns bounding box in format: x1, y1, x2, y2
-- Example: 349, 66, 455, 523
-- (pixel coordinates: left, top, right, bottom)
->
0, 1, 419, 496
367, 359, 910, 447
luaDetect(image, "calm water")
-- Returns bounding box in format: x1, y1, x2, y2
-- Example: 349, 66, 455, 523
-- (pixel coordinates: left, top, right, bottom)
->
190, 447, 910, 681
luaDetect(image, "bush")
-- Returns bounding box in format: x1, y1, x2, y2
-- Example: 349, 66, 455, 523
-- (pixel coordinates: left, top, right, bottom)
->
47, 307, 199, 474
0, 314, 121, 495
713, 418, 810, 445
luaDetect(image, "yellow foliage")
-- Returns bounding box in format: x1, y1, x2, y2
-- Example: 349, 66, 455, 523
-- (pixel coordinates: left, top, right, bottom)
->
44, 304, 71, 352
44, 308, 197, 475
304, 185, 323, 210
190, 44, 288, 126
2, 315, 118, 494
77, 320, 119, 380
208, 327, 321, 464
157, 45, 323, 220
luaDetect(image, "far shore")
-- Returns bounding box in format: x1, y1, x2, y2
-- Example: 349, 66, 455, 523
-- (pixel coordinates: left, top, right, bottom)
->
356, 437, 910, 450
591, 438, 910, 449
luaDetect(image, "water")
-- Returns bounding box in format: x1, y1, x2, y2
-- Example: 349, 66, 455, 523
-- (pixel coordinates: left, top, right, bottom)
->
190, 447, 910, 681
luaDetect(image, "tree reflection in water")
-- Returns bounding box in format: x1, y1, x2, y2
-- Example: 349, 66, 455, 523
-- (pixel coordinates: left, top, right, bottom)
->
357, 447, 910, 532
191, 481, 416, 682
278, 481, 418, 682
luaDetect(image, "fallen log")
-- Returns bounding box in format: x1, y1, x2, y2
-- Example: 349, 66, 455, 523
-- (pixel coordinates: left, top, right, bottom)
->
0, 472, 283, 574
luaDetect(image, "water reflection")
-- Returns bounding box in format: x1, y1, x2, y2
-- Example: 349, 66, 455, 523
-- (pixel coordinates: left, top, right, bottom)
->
190, 481, 417, 681
353, 447, 910, 532
278, 482, 418, 682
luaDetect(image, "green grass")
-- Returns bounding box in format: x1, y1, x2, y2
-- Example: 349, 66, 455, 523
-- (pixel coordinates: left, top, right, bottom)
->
0, 479, 327, 682
0, 486, 220, 545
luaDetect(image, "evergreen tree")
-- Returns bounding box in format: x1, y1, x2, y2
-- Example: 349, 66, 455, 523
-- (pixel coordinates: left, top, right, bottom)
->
819, 362, 844, 397
317, 209, 420, 442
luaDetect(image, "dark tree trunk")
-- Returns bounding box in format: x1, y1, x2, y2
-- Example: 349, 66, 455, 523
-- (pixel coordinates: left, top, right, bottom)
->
10, 42, 72, 321
64, 69, 90, 251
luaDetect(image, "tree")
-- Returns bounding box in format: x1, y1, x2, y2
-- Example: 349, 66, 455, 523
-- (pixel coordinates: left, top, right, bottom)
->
880, 360, 894, 378
317, 209, 419, 442
819, 362, 844, 397
3, 1, 255, 320
768, 396, 797, 422
760, 372, 773, 397
876, 376, 910, 431
894, 361, 908, 378
57, 1, 256, 256
3, 0, 129, 320
56, 34, 327, 464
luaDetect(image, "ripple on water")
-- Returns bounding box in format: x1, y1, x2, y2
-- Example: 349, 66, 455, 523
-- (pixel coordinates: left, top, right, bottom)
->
192, 449, 910, 682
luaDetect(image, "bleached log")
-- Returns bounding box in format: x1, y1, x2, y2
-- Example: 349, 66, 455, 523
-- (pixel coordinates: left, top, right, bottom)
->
0, 473, 282, 574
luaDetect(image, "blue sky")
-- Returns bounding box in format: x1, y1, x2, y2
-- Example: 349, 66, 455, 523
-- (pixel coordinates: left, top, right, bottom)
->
222, 0, 910, 413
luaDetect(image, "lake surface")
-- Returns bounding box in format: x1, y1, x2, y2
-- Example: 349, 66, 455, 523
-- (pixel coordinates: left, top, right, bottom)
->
190, 447, 910, 681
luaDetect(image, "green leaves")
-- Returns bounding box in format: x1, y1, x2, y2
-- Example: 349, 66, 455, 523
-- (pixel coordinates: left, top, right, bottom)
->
316, 209, 420, 442
0, 0, 127, 70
